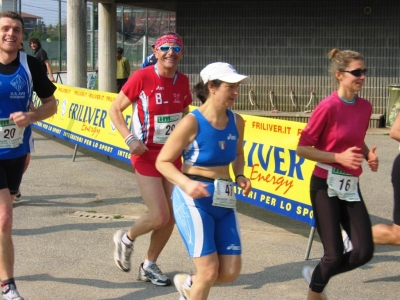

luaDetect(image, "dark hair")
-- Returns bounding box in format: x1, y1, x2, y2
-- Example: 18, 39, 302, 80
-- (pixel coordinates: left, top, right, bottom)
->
19, 43, 25, 52
192, 80, 223, 104
116, 47, 123, 54
0, 11, 24, 32
327, 48, 364, 77
29, 37, 41, 48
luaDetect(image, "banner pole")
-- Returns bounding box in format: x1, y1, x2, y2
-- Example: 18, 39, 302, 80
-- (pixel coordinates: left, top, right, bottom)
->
72, 144, 79, 162
304, 226, 315, 260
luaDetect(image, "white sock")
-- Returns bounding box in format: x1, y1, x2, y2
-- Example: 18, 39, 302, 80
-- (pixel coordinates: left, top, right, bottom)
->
122, 233, 133, 247
186, 275, 192, 286
143, 259, 154, 269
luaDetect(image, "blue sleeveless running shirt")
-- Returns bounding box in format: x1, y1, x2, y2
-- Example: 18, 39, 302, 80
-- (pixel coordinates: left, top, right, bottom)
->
182, 109, 238, 167
0, 52, 33, 159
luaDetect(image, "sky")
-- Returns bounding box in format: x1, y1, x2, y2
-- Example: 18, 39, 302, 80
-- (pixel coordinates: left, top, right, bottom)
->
21, 0, 68, 26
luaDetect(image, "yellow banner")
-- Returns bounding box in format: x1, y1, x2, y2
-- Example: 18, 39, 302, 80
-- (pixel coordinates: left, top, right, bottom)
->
32, 84, 132, 162
32, 84, 316, 226
236, 115, 316, 225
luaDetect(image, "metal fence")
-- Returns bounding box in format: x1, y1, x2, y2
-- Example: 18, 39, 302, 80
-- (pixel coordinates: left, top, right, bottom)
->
20, 1, 176, 72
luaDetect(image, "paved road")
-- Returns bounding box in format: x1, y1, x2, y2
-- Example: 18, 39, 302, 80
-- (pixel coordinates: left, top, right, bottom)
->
11, 128, 400, 300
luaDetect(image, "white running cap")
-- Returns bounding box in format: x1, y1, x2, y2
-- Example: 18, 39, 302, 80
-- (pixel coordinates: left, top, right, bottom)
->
200, 62, 251, 84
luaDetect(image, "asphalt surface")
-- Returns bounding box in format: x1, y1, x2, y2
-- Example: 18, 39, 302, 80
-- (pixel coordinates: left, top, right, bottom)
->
11, 128, 400, 300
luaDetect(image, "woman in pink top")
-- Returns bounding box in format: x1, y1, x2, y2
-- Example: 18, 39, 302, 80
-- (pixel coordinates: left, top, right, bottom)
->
297, 48, 379, 300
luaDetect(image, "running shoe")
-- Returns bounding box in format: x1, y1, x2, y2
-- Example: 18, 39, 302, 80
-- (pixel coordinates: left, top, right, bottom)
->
138, 263, 171, 286
342, 229, 353, 253
173, 273, 191, 300
113, 230, 133, 272
2, 283, 24, 300
137, 263, 150, 282
302, 265, 313, 285
14, 190, 21, 201
302, 266, 328, 300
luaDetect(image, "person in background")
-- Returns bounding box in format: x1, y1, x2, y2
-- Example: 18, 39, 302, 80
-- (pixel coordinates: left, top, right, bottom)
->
141, 44, 157, 68
156, 62, 252, 300
109, 32, 192, 287
297, 48, 378, 300
372, 112, 400, 245
0, 11, 57, 300
116, 47, 130, 93
28, 37, 55, 83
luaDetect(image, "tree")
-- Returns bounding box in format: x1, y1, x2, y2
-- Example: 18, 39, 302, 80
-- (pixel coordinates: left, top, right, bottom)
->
28, 30, 48, 41
46, 23, 67, 41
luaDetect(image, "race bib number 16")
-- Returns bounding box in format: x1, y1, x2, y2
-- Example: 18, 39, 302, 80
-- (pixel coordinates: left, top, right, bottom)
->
327, 168, 360, 202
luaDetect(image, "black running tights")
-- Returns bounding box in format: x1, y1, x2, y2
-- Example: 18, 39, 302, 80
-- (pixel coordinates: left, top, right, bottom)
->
309, 175, 374, 293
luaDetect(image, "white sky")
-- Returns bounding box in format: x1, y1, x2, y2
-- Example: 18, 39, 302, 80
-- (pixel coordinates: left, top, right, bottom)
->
22, 0, 67, 26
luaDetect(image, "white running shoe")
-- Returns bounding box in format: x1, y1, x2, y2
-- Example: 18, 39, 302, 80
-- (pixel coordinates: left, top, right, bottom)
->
138, 263, 171, 286
2, 283, 24, 300
342, 229, 353, 253
302, 266, 328, 300
174, 273, 191, 300
302, 265, 313, 285
113, 230, 133, 272
137, 263, 150, 282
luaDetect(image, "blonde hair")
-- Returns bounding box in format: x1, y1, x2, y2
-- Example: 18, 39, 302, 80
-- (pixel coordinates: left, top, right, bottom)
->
327, 48, 364, 77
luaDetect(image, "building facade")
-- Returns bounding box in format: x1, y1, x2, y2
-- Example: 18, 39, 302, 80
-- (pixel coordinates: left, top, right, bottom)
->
171, 0, 400, 114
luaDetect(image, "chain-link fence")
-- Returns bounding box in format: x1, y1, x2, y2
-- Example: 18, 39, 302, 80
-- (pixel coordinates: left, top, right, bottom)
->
19, 1, 175, 74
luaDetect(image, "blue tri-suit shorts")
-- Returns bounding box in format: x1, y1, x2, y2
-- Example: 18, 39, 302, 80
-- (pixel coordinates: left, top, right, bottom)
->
172, 181, 242, 258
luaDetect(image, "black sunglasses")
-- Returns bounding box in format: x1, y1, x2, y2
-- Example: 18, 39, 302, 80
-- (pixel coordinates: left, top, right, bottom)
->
339, 69, 367, 77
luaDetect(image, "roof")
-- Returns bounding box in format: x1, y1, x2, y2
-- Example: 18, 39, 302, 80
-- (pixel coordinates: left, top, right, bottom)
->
21, 12, 43, 19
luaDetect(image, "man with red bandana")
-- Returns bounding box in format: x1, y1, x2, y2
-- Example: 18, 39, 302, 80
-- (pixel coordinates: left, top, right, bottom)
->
109, 32, 192, 286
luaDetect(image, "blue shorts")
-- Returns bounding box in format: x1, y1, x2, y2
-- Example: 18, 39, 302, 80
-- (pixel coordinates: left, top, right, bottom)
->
172, 183, 242, 258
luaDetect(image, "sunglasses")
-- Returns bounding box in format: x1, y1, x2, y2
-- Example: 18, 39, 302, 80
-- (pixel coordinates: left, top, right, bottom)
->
157, 46, 182, 53
339, 69, 367, 77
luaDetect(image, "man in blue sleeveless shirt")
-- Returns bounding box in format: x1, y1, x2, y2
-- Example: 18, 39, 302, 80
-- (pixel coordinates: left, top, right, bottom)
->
0, 11, 57, 300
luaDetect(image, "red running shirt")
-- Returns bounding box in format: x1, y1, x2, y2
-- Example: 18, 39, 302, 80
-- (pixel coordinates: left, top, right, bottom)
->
122, 66, 192, 149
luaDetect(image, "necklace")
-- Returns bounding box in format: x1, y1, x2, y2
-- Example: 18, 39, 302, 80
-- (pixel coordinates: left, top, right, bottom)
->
338, 94, 357, 104
154, 65, 178, 85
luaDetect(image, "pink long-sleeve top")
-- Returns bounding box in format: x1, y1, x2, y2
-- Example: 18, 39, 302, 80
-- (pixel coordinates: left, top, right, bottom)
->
298, 91, 372, 178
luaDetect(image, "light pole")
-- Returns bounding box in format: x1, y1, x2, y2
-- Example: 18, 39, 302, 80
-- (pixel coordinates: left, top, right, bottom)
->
58, 0, 62, 71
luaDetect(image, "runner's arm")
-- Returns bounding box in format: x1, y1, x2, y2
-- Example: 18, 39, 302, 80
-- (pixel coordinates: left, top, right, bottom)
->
390, 113, 400, 142
109, 92, 133, 139
231, 114, 251, 195
9, 95, 56, 128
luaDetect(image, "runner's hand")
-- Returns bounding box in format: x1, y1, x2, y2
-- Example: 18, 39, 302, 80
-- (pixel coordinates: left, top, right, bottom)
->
237, 177, 252, 195
128, 140, 148, 155
184, 180, 210, 199
9, 111, 31, 128
367, 146, 378, 172
337, 146, 364, 169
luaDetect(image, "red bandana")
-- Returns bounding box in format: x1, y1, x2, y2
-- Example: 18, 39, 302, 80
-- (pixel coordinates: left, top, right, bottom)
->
154, 34, 184, 50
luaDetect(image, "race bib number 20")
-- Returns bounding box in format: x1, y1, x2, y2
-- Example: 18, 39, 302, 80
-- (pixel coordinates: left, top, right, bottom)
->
0, 119, 24, 149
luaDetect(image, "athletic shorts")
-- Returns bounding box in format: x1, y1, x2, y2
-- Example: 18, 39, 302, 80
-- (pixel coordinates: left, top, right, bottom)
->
172, 182, 242, 258
0, 155, 27, 195
392, 154, 400, 225
130, 147, 182, 177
